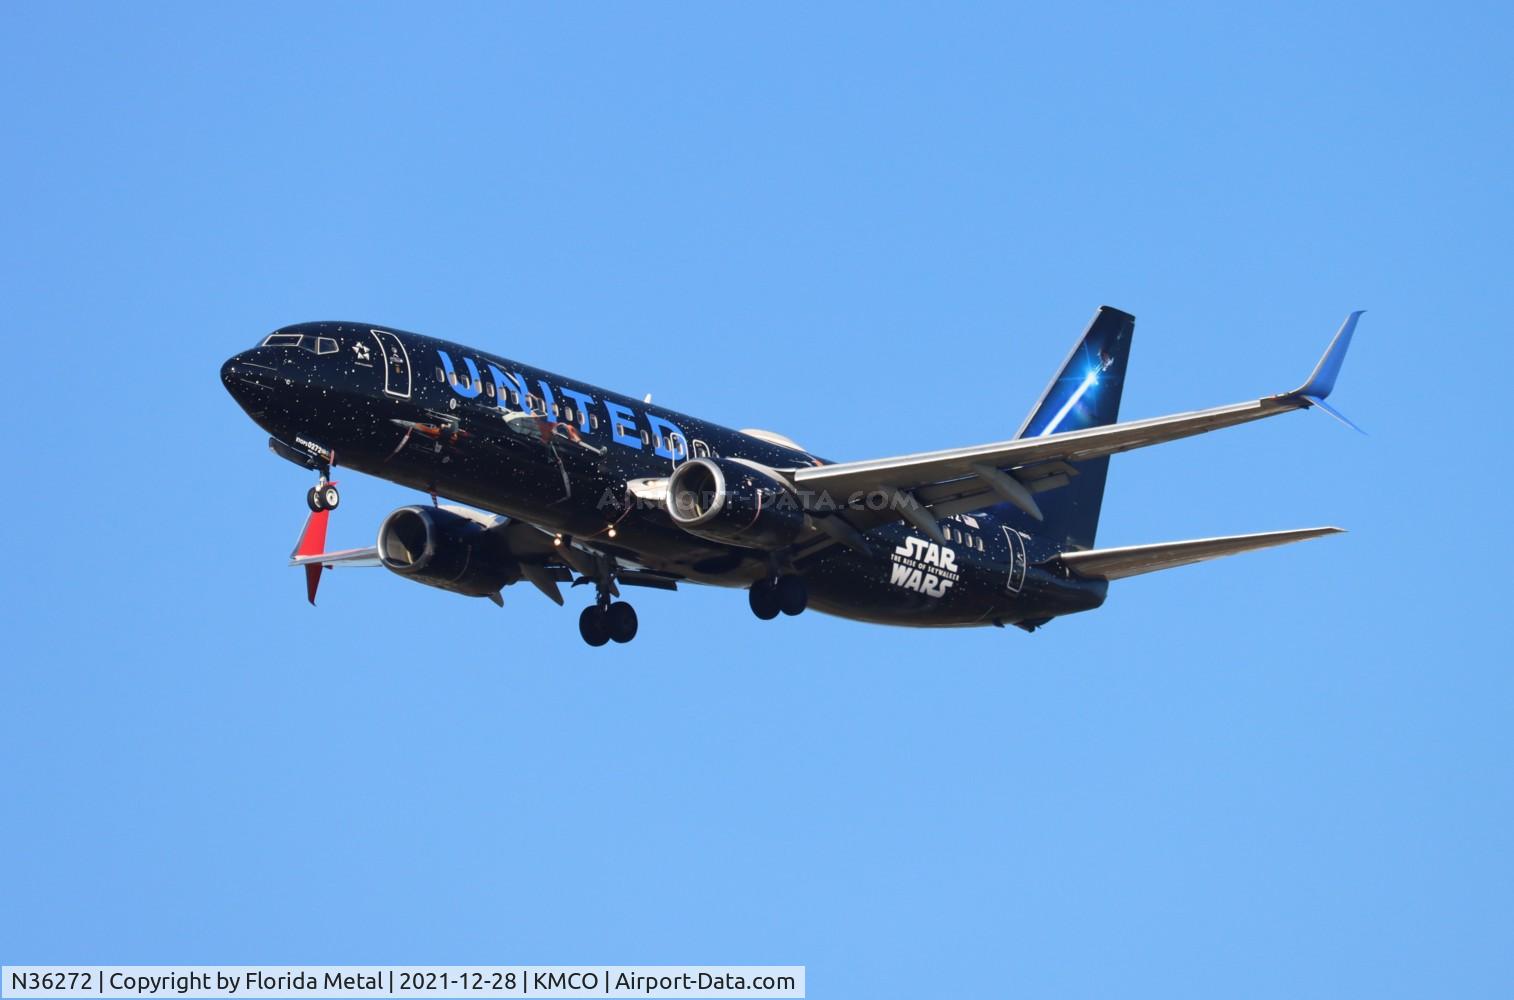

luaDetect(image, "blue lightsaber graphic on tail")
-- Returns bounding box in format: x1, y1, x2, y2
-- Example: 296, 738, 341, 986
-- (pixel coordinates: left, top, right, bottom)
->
1009, 306, 1135, 549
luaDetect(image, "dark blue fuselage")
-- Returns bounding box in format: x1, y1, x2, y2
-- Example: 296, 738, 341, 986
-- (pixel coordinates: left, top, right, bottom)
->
221, 322, 1106, 629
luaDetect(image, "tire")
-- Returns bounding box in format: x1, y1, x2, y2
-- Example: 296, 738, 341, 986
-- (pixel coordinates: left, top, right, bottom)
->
306, 486, 324, 512
748, 580, 780, 621
578, 606, 610, 647
320, 484, 341, 510
776, 575, 808, 616
606, 601, 638, 643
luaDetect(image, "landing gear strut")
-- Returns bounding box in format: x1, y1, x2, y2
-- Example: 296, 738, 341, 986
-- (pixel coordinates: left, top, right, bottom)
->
578, 574, 638, 647
749, 574, 807, 620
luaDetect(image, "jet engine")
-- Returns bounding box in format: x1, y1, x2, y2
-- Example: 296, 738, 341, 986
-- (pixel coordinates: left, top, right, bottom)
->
666, 457, 805, 550
377, 505, 520, 598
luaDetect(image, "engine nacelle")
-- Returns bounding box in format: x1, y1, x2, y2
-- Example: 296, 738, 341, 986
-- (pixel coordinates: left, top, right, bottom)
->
666, 457, 805, 550
377, 505, 520, 598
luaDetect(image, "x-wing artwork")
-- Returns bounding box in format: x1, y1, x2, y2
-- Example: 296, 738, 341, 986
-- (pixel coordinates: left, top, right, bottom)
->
222, 307, 1362, 645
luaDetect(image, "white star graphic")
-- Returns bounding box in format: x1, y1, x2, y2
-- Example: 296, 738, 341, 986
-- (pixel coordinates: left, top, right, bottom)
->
353, 342, 371, 361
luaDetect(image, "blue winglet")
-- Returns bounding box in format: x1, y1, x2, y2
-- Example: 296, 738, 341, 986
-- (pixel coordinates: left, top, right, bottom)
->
1302, 394, 1367, 434
1294, 310, 1364, 400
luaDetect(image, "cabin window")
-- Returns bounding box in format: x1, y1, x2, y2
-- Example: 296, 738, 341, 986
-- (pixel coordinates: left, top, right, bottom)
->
976, 536, 985, 552
641, 429, 651, 446
435, 367, 446, 383
448, 371, 458, 386
507, 389, 519, 406
551, 402, 561, 419
590, 413, 600, 431
563, 405, 575, 424
526, 394, 541, 413
484, 382, 495, 398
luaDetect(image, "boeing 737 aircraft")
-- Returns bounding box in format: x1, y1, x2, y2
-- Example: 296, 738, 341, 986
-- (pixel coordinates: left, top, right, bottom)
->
220, 307, 1361, 645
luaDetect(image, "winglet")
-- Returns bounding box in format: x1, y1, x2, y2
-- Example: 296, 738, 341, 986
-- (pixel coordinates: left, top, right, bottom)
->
291, 509, 330, 605
1294, 310, 1363, 400
1290, 310, 1365, 432
1302, 394, 1367, 434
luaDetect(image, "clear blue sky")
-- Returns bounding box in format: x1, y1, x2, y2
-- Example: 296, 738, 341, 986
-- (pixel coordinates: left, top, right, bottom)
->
3, 3, 1511, 996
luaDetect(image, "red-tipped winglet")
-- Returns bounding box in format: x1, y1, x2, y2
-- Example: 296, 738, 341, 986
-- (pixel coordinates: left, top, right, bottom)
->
292, 509, 331, 605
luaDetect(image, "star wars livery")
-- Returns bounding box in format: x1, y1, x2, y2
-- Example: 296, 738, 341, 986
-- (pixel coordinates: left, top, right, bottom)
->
221, 307, 1362, 645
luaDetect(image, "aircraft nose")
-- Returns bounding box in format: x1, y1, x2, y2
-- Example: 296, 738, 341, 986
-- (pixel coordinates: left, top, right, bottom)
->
221, 351, 273, 411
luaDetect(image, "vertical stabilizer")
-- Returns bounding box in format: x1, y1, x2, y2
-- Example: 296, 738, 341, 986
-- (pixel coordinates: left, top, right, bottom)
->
1008, 306, 1135, 550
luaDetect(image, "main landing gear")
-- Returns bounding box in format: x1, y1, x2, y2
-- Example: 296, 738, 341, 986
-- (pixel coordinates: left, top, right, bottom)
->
749, 575, 807, 621
579, 598, 638, 646
571, 550, 640, 647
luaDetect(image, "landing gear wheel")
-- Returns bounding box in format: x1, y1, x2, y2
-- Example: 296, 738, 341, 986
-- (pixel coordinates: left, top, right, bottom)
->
578, 605, 610, 647
306, 486, 324, 512
776, 575, 808, 616
319, 484, 341, 510
749, 580, 780, 621
606, 601, 638, 643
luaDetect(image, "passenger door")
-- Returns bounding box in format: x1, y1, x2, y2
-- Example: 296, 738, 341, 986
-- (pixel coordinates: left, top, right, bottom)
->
1002, 526, 1027, 594
369, 329, 411, 398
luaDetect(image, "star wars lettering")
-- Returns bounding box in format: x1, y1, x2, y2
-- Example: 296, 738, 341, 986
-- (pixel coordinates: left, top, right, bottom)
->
889, 536, 959, 598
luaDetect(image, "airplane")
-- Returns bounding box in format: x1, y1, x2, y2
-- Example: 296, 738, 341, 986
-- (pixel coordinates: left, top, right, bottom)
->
220, 307, 1362, 646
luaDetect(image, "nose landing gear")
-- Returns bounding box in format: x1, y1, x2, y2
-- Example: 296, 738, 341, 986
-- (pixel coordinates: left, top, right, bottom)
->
268, 436, 340, 512
305, 480, 341, 512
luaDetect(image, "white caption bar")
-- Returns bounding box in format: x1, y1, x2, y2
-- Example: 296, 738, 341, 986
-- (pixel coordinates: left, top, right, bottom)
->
1, 968, 805, 1000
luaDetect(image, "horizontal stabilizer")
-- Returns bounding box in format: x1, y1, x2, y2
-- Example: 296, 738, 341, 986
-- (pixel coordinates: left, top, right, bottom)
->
1056, 526, 1344, 581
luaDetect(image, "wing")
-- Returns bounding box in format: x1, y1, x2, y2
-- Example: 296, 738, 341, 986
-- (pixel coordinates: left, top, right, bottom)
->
286, 502, 682, 608
289, 547, 382, 569
787, 312, 1363, 545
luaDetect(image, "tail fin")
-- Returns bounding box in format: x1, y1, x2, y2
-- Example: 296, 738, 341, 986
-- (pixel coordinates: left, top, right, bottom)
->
1008, 306, 1135, 550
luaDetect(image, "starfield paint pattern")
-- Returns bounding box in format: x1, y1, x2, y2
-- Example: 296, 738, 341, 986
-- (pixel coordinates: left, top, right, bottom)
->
221, 307, 1361, 645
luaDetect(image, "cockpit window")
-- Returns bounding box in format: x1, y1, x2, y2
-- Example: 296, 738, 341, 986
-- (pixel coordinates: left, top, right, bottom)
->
261, 333, 341, 356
